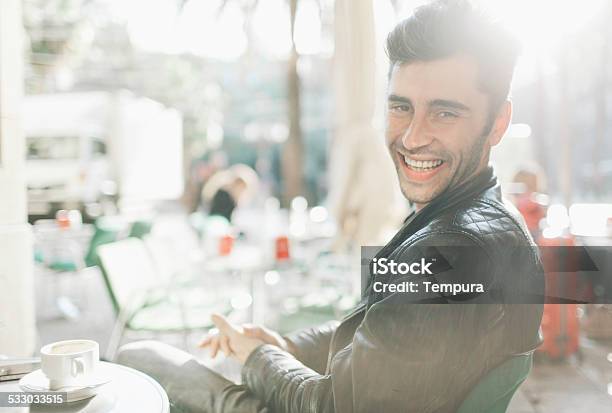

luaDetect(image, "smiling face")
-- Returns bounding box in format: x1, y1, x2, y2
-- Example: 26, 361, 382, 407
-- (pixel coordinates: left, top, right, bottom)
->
386, 55, 511, 210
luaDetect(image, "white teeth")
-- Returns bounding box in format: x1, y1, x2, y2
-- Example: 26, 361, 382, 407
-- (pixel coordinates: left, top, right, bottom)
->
403, 156, 443, 170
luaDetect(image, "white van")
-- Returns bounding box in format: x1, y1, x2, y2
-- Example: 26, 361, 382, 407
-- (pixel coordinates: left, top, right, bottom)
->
24, 91, 183, 219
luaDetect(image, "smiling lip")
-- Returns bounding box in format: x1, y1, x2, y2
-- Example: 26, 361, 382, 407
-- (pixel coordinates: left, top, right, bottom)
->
398, 152, 446, 182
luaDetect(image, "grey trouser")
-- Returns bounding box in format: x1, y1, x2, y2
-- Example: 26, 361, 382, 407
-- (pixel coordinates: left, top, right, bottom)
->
116, 341, 269, 413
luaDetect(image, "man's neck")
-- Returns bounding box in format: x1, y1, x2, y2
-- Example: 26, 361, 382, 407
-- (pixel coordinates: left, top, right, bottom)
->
413, 202, 426, 212
411, 165, 494, 214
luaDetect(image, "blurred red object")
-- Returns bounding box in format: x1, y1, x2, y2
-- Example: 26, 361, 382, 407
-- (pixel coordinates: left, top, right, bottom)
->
516, 194, 546, 236
218, 234, 234, 256
55, 210, 70, 229
537, 235, 580, 360
275, 236, 290, 261
539, 303, 580, 359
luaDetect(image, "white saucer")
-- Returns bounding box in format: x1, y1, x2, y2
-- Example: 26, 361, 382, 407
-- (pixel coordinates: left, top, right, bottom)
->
19, 369, 111, 402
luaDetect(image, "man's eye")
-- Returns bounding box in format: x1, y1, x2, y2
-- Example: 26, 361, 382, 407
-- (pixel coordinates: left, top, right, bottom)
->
437, 111, 458, 119
390, 105, 411, 113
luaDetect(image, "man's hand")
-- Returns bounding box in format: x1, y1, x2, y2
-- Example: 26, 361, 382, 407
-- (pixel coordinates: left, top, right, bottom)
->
199, 314, 265, 364
199, 315, 297, 363
242, 324, 296, 355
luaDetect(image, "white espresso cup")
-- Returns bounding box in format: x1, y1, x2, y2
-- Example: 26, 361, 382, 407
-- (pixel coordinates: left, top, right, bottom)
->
40, 340, 99, 390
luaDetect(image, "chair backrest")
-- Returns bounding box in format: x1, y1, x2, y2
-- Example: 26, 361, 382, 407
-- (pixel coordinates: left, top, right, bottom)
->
128, 220, 153, 239
97, 237, 160, 313
456, 352, 533, 413
142, 234, 178, 283
84, 217, 126, 267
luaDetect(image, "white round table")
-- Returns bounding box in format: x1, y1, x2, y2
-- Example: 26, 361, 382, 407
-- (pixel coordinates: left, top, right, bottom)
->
0, 362, 169, 413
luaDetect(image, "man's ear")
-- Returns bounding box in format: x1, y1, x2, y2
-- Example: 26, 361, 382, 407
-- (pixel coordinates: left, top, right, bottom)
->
488, 100, 512, 147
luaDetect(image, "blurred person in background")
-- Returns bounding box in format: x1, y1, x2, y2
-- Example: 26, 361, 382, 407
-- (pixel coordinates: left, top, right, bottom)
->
117, 1, 543, 412
186, 151, 229, 213
202, 164, 259, 223
511, 167, 547, 238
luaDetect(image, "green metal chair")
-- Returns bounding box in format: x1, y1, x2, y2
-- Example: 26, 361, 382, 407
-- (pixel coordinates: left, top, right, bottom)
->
84, 217, 127, 267
457, 352, 533, 413
97, 237, 233, 360
128, 219, 153, 239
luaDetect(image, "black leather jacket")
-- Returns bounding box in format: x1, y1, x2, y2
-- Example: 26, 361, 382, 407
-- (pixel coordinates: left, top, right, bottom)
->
240, 167, 544, 413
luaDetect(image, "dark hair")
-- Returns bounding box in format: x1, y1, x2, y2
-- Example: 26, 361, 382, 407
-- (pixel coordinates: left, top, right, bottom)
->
386, 0, 520, 112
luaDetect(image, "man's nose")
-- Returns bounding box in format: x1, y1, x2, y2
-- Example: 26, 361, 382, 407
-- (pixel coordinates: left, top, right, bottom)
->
401, 115, 434, 151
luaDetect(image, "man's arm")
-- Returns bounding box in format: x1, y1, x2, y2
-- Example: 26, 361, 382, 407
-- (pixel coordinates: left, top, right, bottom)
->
241, 302, 508, 412
238, 233, 523, 413
283, 320, 339, 374
242, 345, 334, 412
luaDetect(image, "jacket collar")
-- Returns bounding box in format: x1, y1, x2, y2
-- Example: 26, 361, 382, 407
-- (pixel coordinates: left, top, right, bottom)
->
364, 166, 498, 301
406, 165, 497, 231
382, 166, 497, 252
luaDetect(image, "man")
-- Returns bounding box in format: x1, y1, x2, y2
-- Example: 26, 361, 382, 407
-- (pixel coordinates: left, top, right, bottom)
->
117, 1, 544, 411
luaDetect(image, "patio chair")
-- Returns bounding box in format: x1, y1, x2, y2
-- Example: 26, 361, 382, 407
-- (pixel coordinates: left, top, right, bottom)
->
457, 352, 533, 413
98, 237, 232, 360
33, 219, 96, 320
83, 216, 127, 267
36, 216, 152, 321
127, 219, 153, 239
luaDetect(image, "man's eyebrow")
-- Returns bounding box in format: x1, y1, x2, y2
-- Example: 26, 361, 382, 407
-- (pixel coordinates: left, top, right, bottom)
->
387, 96, 470, 112
387, 94, 412, 104
429, 99, 471, 112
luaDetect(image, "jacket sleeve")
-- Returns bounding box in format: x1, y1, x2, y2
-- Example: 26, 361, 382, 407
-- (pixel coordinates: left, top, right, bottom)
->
242, 345, 335, 412
284, 320, 340, 374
